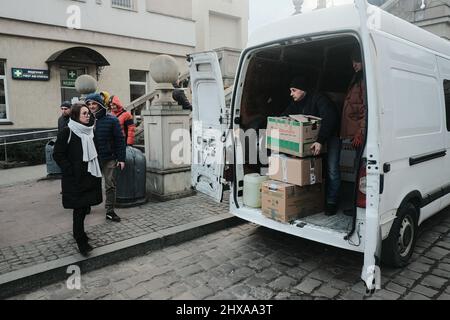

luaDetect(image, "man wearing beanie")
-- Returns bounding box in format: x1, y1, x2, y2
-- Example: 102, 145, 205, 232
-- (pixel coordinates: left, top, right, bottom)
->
281, 76, 341, 216
58, 101, 72, 133
85, 93, 126, 222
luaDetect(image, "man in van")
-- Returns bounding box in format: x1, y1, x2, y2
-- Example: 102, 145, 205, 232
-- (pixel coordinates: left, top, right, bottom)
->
281, 76, 341, 216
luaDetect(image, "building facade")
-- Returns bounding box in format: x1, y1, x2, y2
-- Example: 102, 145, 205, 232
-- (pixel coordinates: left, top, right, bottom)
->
382, 0, 450, 40
0, 0, 248, 131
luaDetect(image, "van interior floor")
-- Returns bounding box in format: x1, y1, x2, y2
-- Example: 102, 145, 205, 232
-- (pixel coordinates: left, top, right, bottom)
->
295, 182, 356, 234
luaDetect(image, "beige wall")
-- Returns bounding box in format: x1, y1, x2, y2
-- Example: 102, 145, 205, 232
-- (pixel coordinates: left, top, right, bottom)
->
0, 35, 189, 130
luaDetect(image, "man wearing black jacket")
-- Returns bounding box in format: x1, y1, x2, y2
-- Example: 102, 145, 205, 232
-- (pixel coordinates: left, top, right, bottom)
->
57, 101, 72, 133
282, 76, 341, 216
172, 79, 192, 111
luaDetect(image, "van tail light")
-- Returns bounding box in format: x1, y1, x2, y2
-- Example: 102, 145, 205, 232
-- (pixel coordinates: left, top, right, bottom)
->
357, 163, 367, 208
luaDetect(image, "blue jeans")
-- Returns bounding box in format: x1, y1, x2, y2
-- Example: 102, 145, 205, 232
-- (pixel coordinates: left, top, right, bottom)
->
325, 136, 341, 205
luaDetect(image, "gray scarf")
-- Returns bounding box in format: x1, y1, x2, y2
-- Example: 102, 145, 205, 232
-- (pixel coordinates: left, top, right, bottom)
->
68, 119, 102, 178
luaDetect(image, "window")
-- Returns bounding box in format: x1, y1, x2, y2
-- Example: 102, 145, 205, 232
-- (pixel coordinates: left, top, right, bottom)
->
0, 61, 9, 121
60, 66, 87, 104
111, 0, 136, 10
130, 69, 148, 115
444, 80, 450, 131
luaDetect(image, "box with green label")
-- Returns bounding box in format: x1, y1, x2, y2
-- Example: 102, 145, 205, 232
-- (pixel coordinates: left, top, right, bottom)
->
266, 115, 321, 158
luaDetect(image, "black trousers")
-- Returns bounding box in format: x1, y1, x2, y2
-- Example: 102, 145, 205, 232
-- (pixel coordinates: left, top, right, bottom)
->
73, 207, 89, 241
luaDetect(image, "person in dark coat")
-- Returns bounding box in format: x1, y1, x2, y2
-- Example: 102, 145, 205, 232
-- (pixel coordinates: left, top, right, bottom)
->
341, 48, 366, 148
172, 79, 192, 111
57, 101, 72, 133
53, 103, 102, 256
281, 76, 341, 216
85, 93, 126, 223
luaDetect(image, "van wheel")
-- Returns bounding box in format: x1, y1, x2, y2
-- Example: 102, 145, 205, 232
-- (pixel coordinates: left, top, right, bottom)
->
382, 203, 418, 268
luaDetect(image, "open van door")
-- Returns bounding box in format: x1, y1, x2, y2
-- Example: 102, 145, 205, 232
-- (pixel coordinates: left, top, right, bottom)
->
188, 51, 230, 202
355, 0, 382, 292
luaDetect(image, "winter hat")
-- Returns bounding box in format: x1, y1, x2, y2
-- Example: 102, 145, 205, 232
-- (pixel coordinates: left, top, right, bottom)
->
85, 93, 106, 109
290, 76, 309, 91
60, 101, 72, 109
100, 91, 111, 108
110, 95, 124, 109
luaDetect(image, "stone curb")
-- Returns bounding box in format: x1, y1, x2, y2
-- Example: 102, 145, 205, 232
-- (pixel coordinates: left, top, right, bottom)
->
0, 213, 244, 299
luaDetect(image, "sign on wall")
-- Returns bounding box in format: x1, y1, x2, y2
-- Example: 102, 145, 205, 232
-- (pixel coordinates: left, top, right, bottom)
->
12, 68, 50, 81
61, 80, 76, 88
67, 70, 78, 80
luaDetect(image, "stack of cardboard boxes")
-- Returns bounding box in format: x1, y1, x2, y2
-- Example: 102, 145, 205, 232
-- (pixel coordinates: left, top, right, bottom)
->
262, 115, 325, 223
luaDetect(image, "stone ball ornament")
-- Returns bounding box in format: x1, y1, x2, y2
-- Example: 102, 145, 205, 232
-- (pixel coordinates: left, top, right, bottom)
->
75, 74, 98, 94
149, 54, 179, 84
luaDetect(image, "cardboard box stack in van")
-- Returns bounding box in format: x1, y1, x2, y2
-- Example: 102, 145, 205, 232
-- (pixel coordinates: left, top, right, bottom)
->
261, 114, 325, 222
266, 115, 321, 158
261, 180, 324, 223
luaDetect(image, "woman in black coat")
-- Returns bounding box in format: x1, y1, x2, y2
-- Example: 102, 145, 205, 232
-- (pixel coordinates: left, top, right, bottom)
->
53, 103, 102, 256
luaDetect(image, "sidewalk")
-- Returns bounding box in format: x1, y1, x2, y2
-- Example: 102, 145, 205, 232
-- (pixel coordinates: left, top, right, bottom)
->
0, 164, 47, 188
0, 165, 241, 299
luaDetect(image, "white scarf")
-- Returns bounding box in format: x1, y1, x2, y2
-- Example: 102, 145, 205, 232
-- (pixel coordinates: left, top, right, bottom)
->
68, 119, 102, 178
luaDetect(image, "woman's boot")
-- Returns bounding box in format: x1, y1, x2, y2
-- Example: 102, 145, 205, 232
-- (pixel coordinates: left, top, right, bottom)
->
76, 238, 93, 256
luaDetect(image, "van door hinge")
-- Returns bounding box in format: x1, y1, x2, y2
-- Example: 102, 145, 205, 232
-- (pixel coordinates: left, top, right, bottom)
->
383, 163, 391, 173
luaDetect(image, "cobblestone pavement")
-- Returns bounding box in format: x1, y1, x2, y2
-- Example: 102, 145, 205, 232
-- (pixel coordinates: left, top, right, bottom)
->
11, 206, 450, 300
0, 193, 229, 276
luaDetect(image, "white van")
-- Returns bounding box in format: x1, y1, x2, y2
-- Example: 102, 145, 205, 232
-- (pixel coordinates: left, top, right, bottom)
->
188, 0, 450, 291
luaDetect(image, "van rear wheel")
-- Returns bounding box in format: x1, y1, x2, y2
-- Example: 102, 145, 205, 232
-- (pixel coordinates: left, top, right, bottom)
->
382, 203, 418, 267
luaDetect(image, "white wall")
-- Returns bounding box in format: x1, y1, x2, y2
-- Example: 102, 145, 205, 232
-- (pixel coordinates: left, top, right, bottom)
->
193, 0, 249, 51
146, 0, 192, 20
0, 0, 195, 47
209, 13, 241, 49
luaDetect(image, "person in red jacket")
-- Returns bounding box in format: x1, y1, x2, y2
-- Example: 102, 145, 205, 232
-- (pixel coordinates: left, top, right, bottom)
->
109, 95, 135, 146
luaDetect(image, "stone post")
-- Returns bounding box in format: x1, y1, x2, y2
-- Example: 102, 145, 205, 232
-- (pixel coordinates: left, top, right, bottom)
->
143, 55, 194, 201
75, 74, 98, 99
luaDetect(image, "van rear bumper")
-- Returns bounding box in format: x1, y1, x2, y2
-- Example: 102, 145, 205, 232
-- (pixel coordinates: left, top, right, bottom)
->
230, 205, 366, 253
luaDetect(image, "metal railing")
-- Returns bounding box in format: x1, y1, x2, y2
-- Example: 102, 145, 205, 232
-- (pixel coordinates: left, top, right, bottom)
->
1, 129, 57, 162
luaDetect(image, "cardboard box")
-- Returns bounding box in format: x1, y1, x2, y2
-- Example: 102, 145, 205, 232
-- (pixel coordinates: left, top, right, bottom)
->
266, 115, 321, 158
340, 139, 357, 182
268, 154, 322, 186
261, 180, 324, 223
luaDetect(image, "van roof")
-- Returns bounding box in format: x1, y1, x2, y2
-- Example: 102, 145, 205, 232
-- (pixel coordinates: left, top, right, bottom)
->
248, 4, 450, 59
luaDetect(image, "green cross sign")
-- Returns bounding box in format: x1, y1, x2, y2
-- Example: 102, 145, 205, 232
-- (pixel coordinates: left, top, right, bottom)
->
14, 69, 23, 78
12, 68, 49, 81
68, 70, 77, 80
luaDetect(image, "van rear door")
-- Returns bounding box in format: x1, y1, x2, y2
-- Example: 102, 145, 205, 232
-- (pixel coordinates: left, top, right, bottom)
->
188, 51, 230, 202
356, 0, 382, 292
